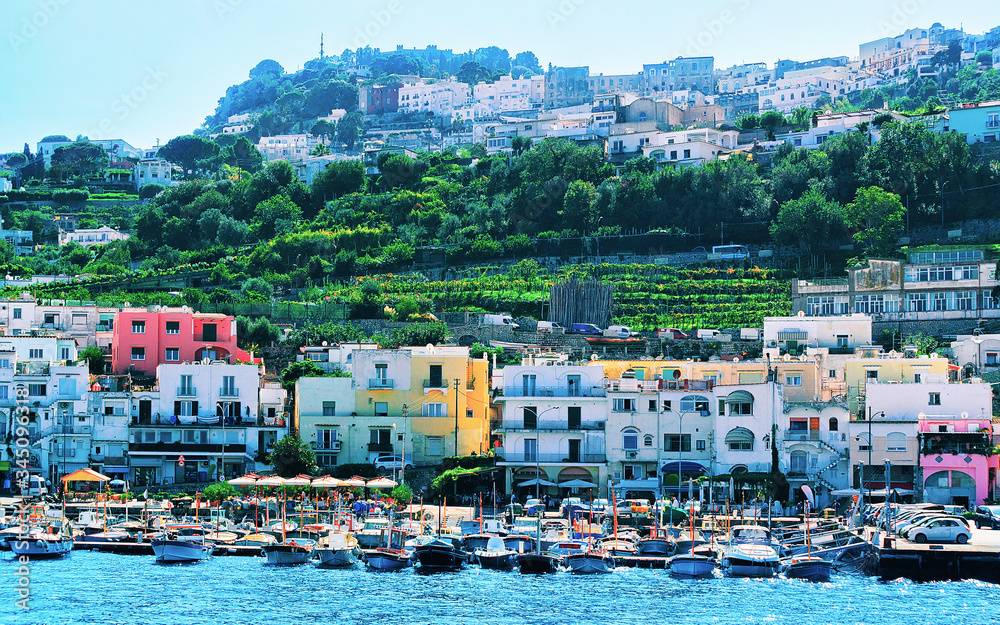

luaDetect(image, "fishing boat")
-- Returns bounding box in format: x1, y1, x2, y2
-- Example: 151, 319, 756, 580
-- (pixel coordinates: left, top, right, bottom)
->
564, 548, 614, 573
784, 503, 832, 582
233, 532, 278, 547
503, 534, 534, 554
722, 525, 781, 578
517, 515, 560, 574
669, 508, 716, 578
262, 538, 314, 565
355, 517, 391, 549
365, 519, 410, 571
638, 506, 675, 556
473, 535, 517, 571
316, 531, 360, 568
151, 528, 212, 564
10, 519, 74, 559
413, 536, 466, 571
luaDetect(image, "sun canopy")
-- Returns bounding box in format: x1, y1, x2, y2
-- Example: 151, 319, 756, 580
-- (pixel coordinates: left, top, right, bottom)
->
254, 475, 285, 487
283, 474, 313, 487
341, 476, 367, 488
518, 478, 557, 487
366, 477, 397, 489
311, 476, 348, 488
228, 474, 259, 487
660, 461, 708, 475
725, 427, 755, 444
559, 479, 598, 489
61, 468, 110, 483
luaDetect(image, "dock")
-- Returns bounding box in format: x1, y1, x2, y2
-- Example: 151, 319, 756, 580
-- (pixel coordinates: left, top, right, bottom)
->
866, 527, 1000, 582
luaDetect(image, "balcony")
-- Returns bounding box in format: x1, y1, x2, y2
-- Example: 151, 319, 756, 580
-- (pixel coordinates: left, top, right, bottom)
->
17, 362, 50, 376
314, 440, 341, 451
784, 431, 821, 442
367, 442, 394, 452
501, 420, 605, 432
423, 379, 448, 390
499, 385, 606, 398
498, 452, 606, 464
177, 386, 197, 397
369, 378, 394, 389
219, 387, 240, 398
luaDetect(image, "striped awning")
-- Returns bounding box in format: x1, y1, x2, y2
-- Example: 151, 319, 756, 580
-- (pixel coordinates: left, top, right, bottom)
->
726, 390, 754, 404
777, 331, 808, 341
725, 427, 755, 444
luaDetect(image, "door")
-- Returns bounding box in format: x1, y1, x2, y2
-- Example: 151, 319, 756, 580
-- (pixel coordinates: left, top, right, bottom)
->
568, 439, 581, 463
523, 407, 537, 430
524, 439, 537, 462
138, 400, 152, 424
429, 364, 443, 388
567, 407, 581, 430
567, 375, 581, 397
522, 375, 536, 397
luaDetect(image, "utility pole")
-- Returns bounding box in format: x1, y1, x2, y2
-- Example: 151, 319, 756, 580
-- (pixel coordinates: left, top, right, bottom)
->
453, 378, 461, 456
401, 404, 407, 485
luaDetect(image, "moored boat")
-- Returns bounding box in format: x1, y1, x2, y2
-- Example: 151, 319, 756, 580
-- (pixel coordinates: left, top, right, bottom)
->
316, 532, 360, 568
473, 536, 517, 571
151, 538, 212, 563
564, 549, 614, 574
669, 553, 716, 577
262, 539, 314, 565
784, 556, 833, 582
413, 536, 466, 572
722, 526, 781, 578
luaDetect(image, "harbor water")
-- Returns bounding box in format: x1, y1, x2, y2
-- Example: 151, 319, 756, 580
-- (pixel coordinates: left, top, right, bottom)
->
3, 552, 999, 625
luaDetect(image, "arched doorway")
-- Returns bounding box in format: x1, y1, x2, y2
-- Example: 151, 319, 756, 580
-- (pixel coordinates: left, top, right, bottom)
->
924, 470, 976, 507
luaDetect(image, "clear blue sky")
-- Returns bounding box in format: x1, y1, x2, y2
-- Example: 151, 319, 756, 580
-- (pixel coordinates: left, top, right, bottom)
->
0, 0, 995, 154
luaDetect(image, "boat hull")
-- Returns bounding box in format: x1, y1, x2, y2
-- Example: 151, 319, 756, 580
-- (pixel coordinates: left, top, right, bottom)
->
670, 554, 716, 577
262, 544, 313, 565
723, 555, 780, 577
638, 538, 673, 556
414, 543, 465, 571
151, 540, 211, 563
11, 537, 73, 558
475, 551, 517, 571
365, 550, 410, 571
565, 553, 613, 574
517, 553, 560, 574
785, 557, 833, 582
316, 548, 359, 567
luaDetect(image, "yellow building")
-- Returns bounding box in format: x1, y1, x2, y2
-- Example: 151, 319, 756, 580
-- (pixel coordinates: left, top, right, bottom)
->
844, 354, 952, 418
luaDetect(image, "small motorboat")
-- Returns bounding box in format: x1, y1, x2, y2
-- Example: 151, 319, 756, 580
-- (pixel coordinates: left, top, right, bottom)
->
413, 536, 466, 572
516, 551, 561, 574
638, 534, 675, 556
503, 534, 534, 554
365, 547, 410, 571
234, 533, 278, 547
151, 537, 212, 563
473, 536, 517, 571
262, 539, 314, 565
10, 521, 74, 559
600, 537, 638, 557
784, 555, 833, 582
564, 548, 615, 574
722, 526, 781, 578
316, 532, 361, 568
669, 553, 717, 577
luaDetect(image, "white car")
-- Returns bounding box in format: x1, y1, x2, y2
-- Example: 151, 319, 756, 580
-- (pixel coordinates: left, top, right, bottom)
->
374, 454, 413, 471
908, 518, 971, 544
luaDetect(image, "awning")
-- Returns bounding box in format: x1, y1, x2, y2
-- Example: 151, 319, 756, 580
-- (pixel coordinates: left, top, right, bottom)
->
777, 331, 808, 341
725, 427, 755, 444
61, 468, 110, 483
559, 479, 598, 489
518, 478, 557, 487
660, 461, 707, 474
725, 390, 754, 404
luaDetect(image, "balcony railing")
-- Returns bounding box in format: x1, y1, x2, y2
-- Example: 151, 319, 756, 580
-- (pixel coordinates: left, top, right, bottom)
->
367, 442, 393, 452
783, 431, 821, 442
219, 387, 240, 397
423, 379, 448, 390
499, 385, 606, 398
369, 378, 394, 389
501, 420, 605, 432
499, 452, 606, 463
177, 386, 197, 397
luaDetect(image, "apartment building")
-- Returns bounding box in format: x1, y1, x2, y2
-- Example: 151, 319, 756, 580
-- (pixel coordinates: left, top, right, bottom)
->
398, 80, 471, 119
588, 73, 643, 96
544, 65, 593, 109
643, 57, 716, 95
859, 27, 933, 76
473, 75, 544, 114
111, 307, 255, 376
256, 134, 329, 163
58, 226, 130, 248
776, 110, 880, 149
948, 101, 1000, 145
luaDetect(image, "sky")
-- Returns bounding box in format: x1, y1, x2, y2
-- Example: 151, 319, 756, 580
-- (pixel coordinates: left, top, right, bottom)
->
0, 0, 997, 154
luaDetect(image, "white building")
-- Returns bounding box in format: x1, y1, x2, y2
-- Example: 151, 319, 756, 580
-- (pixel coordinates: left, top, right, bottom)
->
494, 357, 609, 498
256, 135, 329, 163
473, 76, 542, 115
859, 27, 933, 77
398, 80, 471, 119
58, 226, 130, 248
776, 110, 880, 149
296, 343, 379, 374
0, 292, 121, 348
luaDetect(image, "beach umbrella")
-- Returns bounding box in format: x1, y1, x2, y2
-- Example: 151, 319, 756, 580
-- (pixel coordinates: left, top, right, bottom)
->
228, 474, 259, 487
311, 476, 348, 488
366, 476, 397, 489
518, 478, 557, 487
283, 474, 313, 487
341, 476, 367, 488
559, 479, 598, 489
255, 475, 286, 487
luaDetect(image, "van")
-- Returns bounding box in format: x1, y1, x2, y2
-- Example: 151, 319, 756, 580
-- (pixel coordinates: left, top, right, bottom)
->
604, 325, 635, 339
712, 244, 750, 259
483, 314, 519, 329
697, 329, 720, 340
740, 328, 761, 341
22, 475, 48, 498
657, 328, 689, 340
537, 321, 565, 334
571, 323, 603, 336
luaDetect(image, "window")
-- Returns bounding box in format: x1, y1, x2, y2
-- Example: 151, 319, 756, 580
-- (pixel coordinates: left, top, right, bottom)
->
29, 348, 43, 359
521, 374, 537, 397
0, 386, 8, 400
929, 392, 941, 405
165, 321, 180, 334
886, 432, 907, 452
987, 352, 999, 366
648, 400, 657, 412
680, 395, 710, 414
523, 406, 537, 429
131, 347, 145, 361
662, 400, 672, 411
317, 428, 338, 449
829, 370, 837, 379
374, 402, 388, 417
857, 433, 871, 451
174, 401, 198, 416
165, 348, 179, 362
643, 434, 653, 447
726, 391, 754, 416
866, 370, 878, 381
60, 347, 70, 361
202, 323, 217, 342
696, 439, 706, 451
132, 320, 145, 334
785, 374, 802, 387
663, 434, 692, 452
179, 375, 194, 395
725, 427, 754, 451
374, 363, 388, 381
613, 398, 636, 412
523, 438, 537, 462
222, 376, 236, 396
623, 431, 639, 450
322, 401, 336, 417
422, 403, 447, 417
829, 417, 839, 431
427, 437, 445, 456
13, 308, 21, 319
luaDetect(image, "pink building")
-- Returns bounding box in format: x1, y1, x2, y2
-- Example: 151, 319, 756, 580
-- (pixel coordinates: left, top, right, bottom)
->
111, 307, 255, 375
919, 413, 997, 507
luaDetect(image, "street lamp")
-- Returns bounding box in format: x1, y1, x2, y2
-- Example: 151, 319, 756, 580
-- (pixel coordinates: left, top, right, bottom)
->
972, 329, 984, 377
390, 422, 397, 484
884, 458, 893, 535
857, 408, 884, 502
941, 181, 949, 229
530, 406, 561, 502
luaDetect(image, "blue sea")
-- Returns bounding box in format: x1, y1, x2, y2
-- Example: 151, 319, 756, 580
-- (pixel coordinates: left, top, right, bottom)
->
2, 551, 998, 625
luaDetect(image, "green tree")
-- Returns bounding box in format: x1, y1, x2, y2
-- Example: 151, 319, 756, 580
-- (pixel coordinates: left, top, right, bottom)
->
735, 113, 760, 130
203, 482, 236, 501
311, 119, 336, 140
50, 141, 109, 180
759, 110, 785, 140
769, 189, 845, 252
253, 194, 302, 239
266, 435, 317, 477
311, 159, 365, 207
281, 360, 325, 389
159, 135, 221, 179
249, 59, 284, 79
337, 111, 363, 150
81, 345, 106, 375
456, 61, 490, 85
844, 187, 905, 257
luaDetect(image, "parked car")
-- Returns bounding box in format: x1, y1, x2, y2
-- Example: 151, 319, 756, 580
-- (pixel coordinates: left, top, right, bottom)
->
907, 518, 971, 544
523, 498, 545, 515
484, 314, 519, 329
570, 323, 603, 336
373, 454, 413, 471
536, 321, 565, 334
972, 505, 1000, 529
21, 475, 48, 498
901, 515, 970, 538
656, 328, 690, 340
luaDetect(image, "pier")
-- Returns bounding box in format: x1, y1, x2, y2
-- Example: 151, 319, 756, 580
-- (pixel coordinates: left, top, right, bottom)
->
72, 541, 264, 556
866, 527, 1000, 582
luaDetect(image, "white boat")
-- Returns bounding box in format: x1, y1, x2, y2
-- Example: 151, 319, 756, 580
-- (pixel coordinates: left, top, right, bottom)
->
262, 539, 314, 565
670, 553, 716, 577
151, 538, 212, 563
316, 532, 360, 567
564, 549, 614, 574
10, 520, 74, 559
355, 517, 391, 549
722, 526, 781, 578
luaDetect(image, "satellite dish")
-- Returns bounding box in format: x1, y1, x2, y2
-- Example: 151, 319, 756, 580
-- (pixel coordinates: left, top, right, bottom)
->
961, 411, 969, 419
589, 353, 598, 361
322, 341, 328, 347
732, 357, 739, 363
782, 354, 791, 361
672, 369, 681, 379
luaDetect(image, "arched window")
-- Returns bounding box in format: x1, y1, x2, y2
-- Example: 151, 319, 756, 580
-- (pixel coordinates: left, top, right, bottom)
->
680, 395, 710, 413
623, 427, 639, 451
643, 434, 653, 447
886, 432, 907, 452
726, 391, 754, 416
725, 427, 754, 451
829, 417, 839, 432
638, 111, 647, 122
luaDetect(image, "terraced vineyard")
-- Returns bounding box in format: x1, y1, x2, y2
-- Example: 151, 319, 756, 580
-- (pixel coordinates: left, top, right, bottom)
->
324, 263, 792, 331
